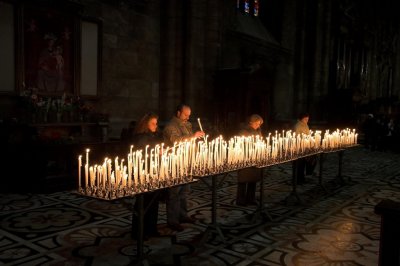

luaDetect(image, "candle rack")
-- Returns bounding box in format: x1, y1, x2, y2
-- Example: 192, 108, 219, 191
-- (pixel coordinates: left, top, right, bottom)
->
76, 128, 358, 200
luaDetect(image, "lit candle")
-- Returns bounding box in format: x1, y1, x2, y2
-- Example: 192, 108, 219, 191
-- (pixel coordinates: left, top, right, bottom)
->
134, 166, 138, 185
86, 149, 90, 166
150, 148, 154, 178
107, 159, 112, 190
127, 154, 132, 188
122, 166, 127, 187
197, 118, 204, 132
89, 166, 94, 187
114, 157, 119, 186
140, 168, 145, 185
85, 149, 90, 188
145, 145, 149, 175
102, 163, 106, 189
85, 163, 89, 188
78, 155, 82, 188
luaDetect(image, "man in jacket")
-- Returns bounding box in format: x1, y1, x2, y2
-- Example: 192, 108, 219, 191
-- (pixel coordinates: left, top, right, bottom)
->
163, 104, 204, 231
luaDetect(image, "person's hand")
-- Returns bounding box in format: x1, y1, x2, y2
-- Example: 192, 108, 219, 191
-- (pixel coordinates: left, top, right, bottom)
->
193, 131, 205, 138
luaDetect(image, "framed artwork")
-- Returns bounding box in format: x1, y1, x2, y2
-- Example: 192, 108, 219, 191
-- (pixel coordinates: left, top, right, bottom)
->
22, 2, 77, 95
0, 1, 15, 93
80, 19, 101, 97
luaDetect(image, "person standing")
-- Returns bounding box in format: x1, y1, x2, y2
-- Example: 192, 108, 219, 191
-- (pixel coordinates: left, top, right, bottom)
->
293, 112, 316, 184
362, 114, 378, 150
163, 104, 205, 231
132, 113, 162, 239
236, 114, 264, 206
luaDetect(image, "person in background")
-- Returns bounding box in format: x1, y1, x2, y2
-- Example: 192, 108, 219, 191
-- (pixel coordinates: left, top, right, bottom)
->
362, 113, 378, 151
163, 104, 205, 232
293, 112, 317, 184
236, 114, 264, 206
120, 120, 136, 141
384, 117, 395, 152
132, 113, 162, 239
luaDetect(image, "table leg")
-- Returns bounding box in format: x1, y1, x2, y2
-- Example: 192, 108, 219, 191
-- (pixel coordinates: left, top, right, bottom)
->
132, 194, 148, 265
252, 168, 273, 222
338, 150, 345, 183
199, 174, 226, 245
318, 153, 329, 193
284, 160, 303, 205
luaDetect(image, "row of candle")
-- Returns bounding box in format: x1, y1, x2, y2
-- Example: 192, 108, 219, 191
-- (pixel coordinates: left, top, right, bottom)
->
77, 128, 357, 199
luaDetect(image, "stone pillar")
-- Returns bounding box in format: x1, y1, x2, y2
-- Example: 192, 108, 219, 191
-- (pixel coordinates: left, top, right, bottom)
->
159, 0, 185, 120
310, 0, 332, 121
273, 0, 298, 122
185, 0, 221, 121
159, 0, 221, 122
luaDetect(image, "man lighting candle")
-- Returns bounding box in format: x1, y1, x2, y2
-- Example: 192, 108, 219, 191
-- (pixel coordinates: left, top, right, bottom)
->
163, 104, 205, 232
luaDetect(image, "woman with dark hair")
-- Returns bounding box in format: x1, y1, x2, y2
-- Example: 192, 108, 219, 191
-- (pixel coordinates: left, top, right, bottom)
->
132, 113, 162, 239
133, 113, 160, 146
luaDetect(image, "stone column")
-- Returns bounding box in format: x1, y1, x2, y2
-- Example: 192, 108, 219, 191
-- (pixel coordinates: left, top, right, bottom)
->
159, 0, 185, 120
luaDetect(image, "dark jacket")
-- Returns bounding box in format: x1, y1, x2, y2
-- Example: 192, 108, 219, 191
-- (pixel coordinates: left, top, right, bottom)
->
163, 116, 193, 146
239, 125, 262, 136
132, 131, 162, 150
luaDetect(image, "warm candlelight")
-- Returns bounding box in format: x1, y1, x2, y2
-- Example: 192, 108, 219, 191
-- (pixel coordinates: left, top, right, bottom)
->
78, 155, 82, 188
77, 127, 358, 199
197, 118, 204, 132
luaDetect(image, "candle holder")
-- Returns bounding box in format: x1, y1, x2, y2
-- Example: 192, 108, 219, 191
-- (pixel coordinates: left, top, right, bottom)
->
78, 186, 85, 195
76, 128, 358, 200
96, 186, 106, 198
84, 186, 92, 196
116, 185, 125, 198
108, 184, 117, 200
148, 178, 156, 191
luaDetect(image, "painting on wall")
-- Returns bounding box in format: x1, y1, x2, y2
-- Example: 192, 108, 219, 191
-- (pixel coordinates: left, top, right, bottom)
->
23, 4, 76, 95
0, 1, 15, 93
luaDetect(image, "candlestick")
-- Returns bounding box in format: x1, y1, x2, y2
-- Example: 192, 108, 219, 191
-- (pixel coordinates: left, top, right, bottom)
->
197, 118, 204, 132
78, 155, 82, 188
85, 164, 89, 189
86, 149, 90, 166
77, 127, 358, 200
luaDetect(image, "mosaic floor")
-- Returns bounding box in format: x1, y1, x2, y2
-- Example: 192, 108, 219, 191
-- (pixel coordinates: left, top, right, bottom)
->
1, 146, 400, 265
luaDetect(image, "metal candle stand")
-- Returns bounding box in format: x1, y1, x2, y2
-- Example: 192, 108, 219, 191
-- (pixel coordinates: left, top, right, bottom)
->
75, 144, 359, 262
196, 171, 235, 245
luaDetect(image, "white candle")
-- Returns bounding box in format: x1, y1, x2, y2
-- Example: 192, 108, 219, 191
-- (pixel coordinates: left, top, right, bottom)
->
107, 159, 112, 192
197, 118, 204, 132
85, 164, 89, 188
134, 166, 138, 185
122, 166, 127, 187
78, 155, 82, 188
86, 149, 90, 167
150, 148, 154, 178
145, 145, 149, 175
127, 155, 132, 188
102, 163, 106, 189
89, 166, 94, 187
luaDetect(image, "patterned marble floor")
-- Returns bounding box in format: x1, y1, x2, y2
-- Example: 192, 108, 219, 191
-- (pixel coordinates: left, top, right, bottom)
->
1, 146, 400, 265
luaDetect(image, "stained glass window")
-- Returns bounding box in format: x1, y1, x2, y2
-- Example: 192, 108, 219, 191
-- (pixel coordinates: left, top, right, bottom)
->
254, 0, 259, 16
237, 0, 259, 17
244, 0, 250, 14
